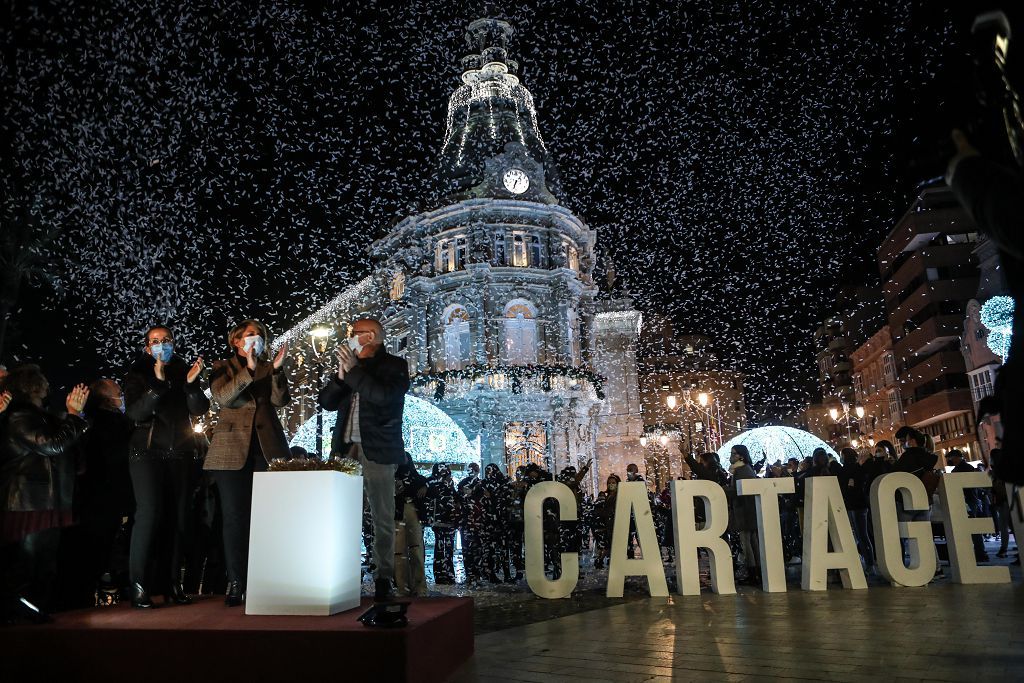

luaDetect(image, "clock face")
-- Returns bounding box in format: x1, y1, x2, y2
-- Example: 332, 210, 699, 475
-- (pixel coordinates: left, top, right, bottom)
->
502, 168, 530, 194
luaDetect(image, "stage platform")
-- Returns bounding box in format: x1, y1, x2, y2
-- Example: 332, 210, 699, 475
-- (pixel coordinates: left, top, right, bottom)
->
2, 595, 474, 683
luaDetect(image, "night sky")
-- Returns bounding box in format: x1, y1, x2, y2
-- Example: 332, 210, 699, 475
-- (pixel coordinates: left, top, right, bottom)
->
0, 1, 1010, 422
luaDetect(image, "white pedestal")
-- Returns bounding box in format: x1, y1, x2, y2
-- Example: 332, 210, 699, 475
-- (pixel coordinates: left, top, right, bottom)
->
245, 471, 363, 616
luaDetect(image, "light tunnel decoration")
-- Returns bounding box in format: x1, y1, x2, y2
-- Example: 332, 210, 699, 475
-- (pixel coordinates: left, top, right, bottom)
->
289, 394, 480, 473
979, 295, 1014, 361
716, 426, 839, 475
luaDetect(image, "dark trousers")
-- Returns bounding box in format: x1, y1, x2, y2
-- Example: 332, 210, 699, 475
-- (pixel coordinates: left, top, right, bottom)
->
1, 528, 61, 614
432, 526, 456, 581
847, 507, 874, 567
129, 457, 190, 589
211, 447, 266, 586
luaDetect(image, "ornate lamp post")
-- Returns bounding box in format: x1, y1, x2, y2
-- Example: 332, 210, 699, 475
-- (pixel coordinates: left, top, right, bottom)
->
308, 325, 335, 459
828, 402, 864, 448
666, 390, 723, 457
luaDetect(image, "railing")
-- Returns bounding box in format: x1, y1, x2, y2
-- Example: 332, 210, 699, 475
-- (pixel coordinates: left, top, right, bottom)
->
410, 363, 605, 401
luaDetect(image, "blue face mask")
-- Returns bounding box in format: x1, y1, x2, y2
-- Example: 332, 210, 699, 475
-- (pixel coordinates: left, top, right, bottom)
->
150, 343, 173, 363
243, 335, 265, 357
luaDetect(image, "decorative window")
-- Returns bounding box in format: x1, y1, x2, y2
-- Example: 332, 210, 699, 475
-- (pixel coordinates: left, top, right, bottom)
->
511, 231, 529, 267
442, 305, 471, 370
882, 352, 897, 385
502, 299, 538, 365
529, 234, 542, 267
494, 233, 507, 266
504, 421, 548, 472
970, 369, 994, 402
563, 240, 579, 271
566, 308, 579, 362
435, 234, 468, 273
887, 388, 901, 425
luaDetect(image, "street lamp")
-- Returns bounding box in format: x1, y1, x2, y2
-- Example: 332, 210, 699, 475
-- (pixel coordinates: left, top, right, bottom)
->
829, 402, 864, 447
666, 390, 723, 457
308, 325, 335, 459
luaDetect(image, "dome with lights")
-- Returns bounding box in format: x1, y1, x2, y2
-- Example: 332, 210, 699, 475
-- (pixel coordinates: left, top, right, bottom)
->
290, 394, 480, 472
717, 426, 838, 473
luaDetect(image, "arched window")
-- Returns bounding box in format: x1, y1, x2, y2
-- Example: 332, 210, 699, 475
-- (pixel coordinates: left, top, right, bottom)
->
503, 299, 537, 365
443, 304, 471, 370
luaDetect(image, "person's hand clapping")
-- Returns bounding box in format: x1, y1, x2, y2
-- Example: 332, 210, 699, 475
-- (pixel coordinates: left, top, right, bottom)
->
337, 345, 357, 378
0, 391, 11, 414
273, 343, 288, 371
66, 384, 89, 415
244, 343, 257, 371
187, 357, 204, 383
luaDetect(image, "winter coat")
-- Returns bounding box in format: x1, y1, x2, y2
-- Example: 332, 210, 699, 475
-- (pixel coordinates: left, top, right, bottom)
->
317, 346, 409, 465
205, 355, 290, 470
0, 400, 87, 513
426, 475, 459, 527
861, 457, 892, 495
124, 353, 209, 458
838, 462, 868, 511
395, 463, 428, 522
727, 463, 758, 532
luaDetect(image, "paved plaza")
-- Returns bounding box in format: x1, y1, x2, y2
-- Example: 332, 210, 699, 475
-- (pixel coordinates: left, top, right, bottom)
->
450, 561, 1024, 682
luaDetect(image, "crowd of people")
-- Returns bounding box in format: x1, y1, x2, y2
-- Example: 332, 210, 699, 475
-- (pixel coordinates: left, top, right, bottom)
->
0, 318, 1018, 623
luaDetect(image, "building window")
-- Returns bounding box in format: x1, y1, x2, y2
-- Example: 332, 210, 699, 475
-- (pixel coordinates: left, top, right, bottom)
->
882, 352, 897, 385
503, 299, 538, 365
494, 233, 506, 265
563, 240, 579, 271
529, 235, 542, 267
511, 232, 529, 267
435, 234, 468, 273
887, 388, 901, 425
442, 305, 471, 370
853, 374, 864, 401
504, 421, 548, 472
970, 369, 994, 402
566, 308, 579, 362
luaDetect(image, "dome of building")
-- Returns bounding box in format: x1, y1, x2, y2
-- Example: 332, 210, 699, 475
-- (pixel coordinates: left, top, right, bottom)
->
290, 394, 480, 472
716, 426, 838, 474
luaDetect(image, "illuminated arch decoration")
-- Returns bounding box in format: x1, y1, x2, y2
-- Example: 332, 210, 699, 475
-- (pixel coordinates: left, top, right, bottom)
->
289, 394, 480, 470
979, 295, 1014, 361
717, 426, 839, 475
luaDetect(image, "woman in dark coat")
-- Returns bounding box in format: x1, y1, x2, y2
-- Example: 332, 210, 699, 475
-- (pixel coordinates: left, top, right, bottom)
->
0, 365, 89, 622
727, 444, 759, 585
123, 325, 209, 608
204, 320, 289, 606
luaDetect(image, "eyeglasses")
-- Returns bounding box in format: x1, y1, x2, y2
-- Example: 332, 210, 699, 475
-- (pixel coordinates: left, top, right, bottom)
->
348, 329, 373, 338
147, 337, 174, 346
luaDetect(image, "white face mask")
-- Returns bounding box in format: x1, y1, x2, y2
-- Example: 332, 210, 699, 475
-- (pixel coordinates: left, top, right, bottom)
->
347, 335, 363, 354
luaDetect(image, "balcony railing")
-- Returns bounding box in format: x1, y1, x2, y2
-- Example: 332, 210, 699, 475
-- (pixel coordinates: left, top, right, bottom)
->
410, 363, 605, 401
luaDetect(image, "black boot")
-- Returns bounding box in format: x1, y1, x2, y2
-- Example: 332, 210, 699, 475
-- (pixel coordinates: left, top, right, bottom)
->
373, 578, 394, 603
131, 582, 154, 609
166, 583, 192, 605
225, 580, 243, 607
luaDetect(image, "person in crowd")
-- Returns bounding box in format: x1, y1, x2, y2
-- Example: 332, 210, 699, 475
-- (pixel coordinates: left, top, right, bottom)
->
509, 465, 529, 577
459, 462, 480, 493
786, 457, 800, 476
839, 447, 874, 573
318, 318, 407, 603
78, 378, 132, 605
988, 449, 1015, 559
945, 449, 990, 563
727, 445, 759, 585
591, 474, 620, 569
684, 451, 730, 487
123, 326, 209, 608
206, 320, 290, 606
481, 463, 516, 583
393, 452, 428, 598
556, 459, 592, 556
458, 467, 487, 586
625, 462, 644, 483
0, 366, 89, 622
793, 456, 813, 534
810, 447, 841, 477
426, 463, 459, 585
861, 440, 894, 557
893, 426, 940, 568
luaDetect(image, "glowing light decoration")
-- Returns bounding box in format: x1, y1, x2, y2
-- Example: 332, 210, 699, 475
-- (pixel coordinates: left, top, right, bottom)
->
290, 394, 479, 468
717, 427, 838, 475
979, 296, 1015, 361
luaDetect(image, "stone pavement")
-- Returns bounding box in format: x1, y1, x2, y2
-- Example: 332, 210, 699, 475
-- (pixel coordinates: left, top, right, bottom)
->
449, 571, 1024, 682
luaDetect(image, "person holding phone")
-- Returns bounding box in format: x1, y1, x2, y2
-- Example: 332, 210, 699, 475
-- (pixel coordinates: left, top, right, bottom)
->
204, 320, 289, 606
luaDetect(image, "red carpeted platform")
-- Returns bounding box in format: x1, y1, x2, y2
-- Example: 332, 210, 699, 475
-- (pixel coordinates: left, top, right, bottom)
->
2, 595, 473, 683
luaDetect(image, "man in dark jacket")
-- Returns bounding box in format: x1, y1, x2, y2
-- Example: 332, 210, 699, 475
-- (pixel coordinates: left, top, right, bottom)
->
318, 318, 409, 602
946, 449, 991, 562
839, 448, 873, 572
426, 463, 458, 584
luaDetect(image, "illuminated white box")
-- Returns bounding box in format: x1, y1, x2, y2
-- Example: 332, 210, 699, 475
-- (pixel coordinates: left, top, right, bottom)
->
245, 471, 363, 616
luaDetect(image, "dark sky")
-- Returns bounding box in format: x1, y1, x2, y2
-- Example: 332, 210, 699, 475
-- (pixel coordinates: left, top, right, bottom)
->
1, 0, 1012, 422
